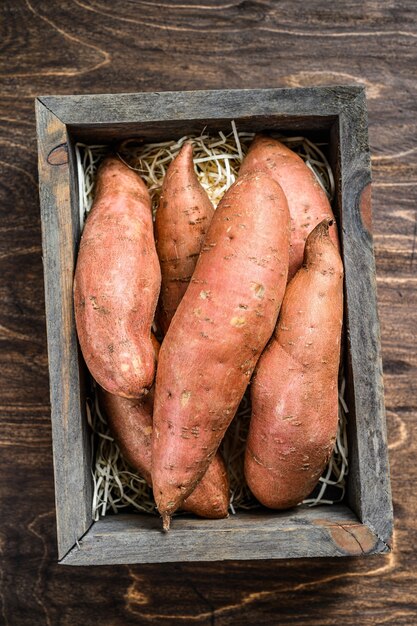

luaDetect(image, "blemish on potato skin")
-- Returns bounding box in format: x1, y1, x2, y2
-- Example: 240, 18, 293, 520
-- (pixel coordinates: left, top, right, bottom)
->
191, 278, 208, 285
201, 243, 216, 252
249, 256, 268, 268
88, 295, 109, 314
181, 390, 191, 407
188, 216, 206, 226
249, 450, 273, 470
199, 290, 210, 299
231, 316, 246, 327
251, 282, 265, 298
181, 427, 191, 440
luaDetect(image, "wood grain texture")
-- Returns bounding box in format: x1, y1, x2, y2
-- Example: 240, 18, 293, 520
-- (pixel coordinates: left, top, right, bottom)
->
335, 92, 393, 545
61, 506, 388, 566
1, 0, 416, 624
35, 100, 93, 559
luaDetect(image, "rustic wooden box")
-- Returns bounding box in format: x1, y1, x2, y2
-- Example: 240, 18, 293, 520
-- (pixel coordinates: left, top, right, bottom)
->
36, 87, 393, 565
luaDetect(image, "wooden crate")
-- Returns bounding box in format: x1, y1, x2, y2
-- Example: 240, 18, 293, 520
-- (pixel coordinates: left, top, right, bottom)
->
35, 87, 393, 565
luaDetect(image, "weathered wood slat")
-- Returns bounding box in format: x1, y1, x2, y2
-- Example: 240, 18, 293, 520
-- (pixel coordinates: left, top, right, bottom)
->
337, 91, 393, 547
35, 99, 93, 559
61, 505, 388, 566
40, 86, 361, 126
41, 87, 360, 143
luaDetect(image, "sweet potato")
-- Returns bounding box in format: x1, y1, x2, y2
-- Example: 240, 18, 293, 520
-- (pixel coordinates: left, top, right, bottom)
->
152, 170, 290, 529
73, 156, 161, 398
155, 143, 214, 334
99, 335, 229, 519
245, 219, 343, 509
239, 134, 339, 281
99, 387, 230, 519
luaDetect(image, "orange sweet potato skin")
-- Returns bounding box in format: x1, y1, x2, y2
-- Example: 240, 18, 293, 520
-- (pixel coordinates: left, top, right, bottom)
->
152, 171, 290, 525
99, 387, 230, 519
155, 143, 214, 334
239, 135, 339, 281
245, 219, 343, 509
73, 157, 161, 399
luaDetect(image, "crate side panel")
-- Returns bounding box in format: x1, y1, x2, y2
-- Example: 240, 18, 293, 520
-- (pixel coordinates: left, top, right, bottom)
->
68, 116, 335, 143
329, 120, 361, 520
61, 506, 388, 566
35, 100, 93, 559
40, 86, 362, 127
338, 92, 393, 546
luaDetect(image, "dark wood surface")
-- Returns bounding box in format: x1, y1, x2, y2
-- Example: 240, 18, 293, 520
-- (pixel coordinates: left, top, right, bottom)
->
1, 1, 415, 624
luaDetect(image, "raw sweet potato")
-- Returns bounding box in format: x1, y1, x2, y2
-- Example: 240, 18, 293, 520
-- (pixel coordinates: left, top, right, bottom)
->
155, 143, 214, 334
73, 156, 161, 399
245, 219, 343, 509
99, 335, 229, 519
99, 387, 230, 519
239, 134, 339, 281
152, 170, 290, 529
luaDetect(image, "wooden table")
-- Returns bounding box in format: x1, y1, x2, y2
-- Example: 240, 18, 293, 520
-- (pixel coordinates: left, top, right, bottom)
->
1, 2, 415, 624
